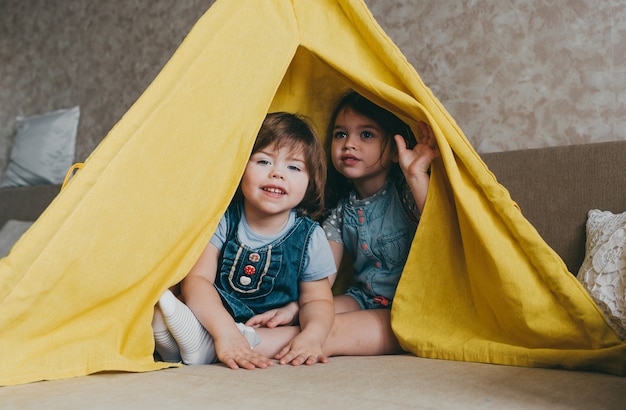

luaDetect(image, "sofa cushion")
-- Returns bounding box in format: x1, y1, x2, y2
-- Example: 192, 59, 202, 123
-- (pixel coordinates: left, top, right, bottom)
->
1, 106, 79, 188
577, 209, 626, 340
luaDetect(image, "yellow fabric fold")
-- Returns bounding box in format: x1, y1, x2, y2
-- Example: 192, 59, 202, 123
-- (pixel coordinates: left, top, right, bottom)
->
1, 0, 624, 385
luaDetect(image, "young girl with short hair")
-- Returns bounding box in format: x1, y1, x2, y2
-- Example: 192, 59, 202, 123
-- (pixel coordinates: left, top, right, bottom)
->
153, 112, 336, 369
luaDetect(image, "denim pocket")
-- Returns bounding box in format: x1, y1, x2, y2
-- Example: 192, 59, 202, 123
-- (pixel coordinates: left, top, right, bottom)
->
378, 228, 413, 267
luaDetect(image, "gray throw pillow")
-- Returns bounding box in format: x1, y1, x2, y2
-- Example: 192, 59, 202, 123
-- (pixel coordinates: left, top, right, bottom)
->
1, 106, 79, 188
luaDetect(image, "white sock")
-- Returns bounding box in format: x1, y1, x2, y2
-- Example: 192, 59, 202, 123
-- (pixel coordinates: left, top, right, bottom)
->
235, 323, 261, 349
152, 306, 182, 363
158, 290, 217, 365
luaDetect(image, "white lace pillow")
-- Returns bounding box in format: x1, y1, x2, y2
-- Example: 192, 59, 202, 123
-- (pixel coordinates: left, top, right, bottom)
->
577, 209, 626, 340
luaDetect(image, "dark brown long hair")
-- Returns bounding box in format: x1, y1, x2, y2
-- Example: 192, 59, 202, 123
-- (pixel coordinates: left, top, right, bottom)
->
324, 91, 415, 212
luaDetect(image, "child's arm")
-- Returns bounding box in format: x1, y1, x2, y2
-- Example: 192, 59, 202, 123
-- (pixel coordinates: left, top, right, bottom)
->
274, 277, 335, 365
182, 242, 273, 370
394, 121, 440, 212
327, 240, 344, 287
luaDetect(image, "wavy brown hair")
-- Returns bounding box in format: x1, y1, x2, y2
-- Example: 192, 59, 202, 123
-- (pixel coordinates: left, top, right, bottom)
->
234, 112, 326, 220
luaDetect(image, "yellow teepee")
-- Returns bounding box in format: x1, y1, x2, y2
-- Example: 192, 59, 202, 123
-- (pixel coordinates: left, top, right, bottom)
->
1, 0, 624, 385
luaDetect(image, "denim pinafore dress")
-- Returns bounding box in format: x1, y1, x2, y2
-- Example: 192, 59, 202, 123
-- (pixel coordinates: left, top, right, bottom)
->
214, 203, 317, 322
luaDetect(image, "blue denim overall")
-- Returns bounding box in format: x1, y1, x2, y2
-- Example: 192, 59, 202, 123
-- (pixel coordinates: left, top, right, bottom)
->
341, 180, 417, 309
214, 203, 318, 322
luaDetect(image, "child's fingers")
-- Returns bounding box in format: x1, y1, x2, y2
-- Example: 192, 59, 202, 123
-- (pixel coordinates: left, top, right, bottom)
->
244, 316, 264, 328
233, 352, 273, 370
305, 353, 328, 365
275, 341, 327, 366
245, 311, 275, 327
394, 134, 408, 152
220, 345, 273, 370
416, 121, 434, 142
275, 345, 304, 365
221, 353, 253, 370
274, 344, 291, 361
291, 354, 310, 366
245, 354, 273, 369
417, 121, 440, 154
279, 351, 314, 366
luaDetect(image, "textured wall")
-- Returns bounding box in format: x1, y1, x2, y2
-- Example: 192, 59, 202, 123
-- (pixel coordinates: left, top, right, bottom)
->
368, 0, 626, 153
0, 0, 212, 175
1, 0, 625, 178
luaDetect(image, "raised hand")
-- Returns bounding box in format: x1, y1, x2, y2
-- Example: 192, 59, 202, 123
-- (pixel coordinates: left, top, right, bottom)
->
394, 121, 440, 212
394, 121, 440, 177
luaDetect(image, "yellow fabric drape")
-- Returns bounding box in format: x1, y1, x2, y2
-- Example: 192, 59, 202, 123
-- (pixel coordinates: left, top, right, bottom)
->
1, 0, 624, 385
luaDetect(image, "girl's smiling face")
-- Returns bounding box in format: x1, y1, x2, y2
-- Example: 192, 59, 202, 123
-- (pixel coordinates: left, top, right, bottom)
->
241, 143, 310, 221
330, 107, 396, 198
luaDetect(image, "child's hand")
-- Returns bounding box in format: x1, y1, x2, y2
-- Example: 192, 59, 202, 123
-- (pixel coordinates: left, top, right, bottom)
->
214, 331, 273, 370
274, 334, 328, 366
245, 302, 299, 328
394, 121, 440, 178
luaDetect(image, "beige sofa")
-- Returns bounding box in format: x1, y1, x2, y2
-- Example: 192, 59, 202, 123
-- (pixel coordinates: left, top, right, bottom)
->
0, 140, 624, 409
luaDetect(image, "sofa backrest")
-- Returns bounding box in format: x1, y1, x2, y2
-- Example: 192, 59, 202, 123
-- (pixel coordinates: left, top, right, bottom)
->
481, 140, 626, 274
0, 185, 61, 228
